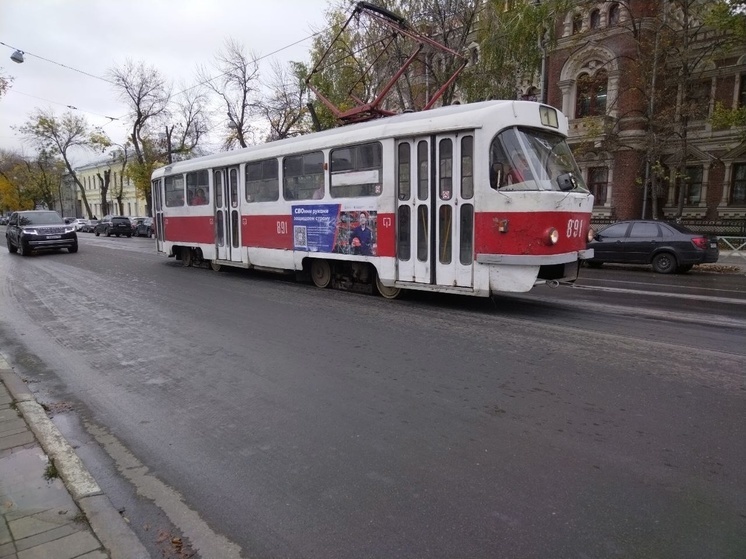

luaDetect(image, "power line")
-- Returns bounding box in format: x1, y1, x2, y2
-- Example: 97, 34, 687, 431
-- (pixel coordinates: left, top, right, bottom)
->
1, 30, 322, 125
0, 40, 115, 85
6, 88, 120, 121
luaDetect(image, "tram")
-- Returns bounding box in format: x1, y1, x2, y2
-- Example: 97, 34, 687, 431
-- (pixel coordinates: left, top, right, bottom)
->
151, 100, 594, 298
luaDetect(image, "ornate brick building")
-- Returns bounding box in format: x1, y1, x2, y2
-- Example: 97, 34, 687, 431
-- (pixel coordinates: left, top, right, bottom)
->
542, 1, 746, 222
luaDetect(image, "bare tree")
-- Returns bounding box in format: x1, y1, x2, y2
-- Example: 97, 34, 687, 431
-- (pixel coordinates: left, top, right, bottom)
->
258, 60, 311, 141
164, 84, 210, 163
199, 39, 260, 149
109, 60, 170, 212
109, 144, 130, 215
15, 109, 110, 218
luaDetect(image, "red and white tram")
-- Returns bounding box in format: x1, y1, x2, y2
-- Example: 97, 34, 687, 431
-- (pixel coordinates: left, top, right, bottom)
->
151, 100, 594, 298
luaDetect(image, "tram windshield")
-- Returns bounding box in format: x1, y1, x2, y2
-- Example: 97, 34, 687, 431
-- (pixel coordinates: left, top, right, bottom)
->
489, 127, 588, 192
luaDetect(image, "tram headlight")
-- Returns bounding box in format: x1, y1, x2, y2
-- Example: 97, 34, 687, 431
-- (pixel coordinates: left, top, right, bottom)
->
587, 227, 595, 242
544, 227, 559, 245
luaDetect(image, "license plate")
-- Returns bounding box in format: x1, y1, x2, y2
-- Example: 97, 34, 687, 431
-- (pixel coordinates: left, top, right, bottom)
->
710, 243, 717, 248
47, 235, 61, 239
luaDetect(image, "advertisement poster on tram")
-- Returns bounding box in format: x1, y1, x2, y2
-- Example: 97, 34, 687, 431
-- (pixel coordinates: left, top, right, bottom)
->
292, 205, 377, 256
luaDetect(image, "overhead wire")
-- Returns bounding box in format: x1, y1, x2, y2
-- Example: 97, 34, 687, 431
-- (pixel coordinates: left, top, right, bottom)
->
0, 27, 325, 127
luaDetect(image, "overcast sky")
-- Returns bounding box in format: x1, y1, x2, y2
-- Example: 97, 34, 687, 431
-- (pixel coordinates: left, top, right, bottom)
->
0, 0, 337, 164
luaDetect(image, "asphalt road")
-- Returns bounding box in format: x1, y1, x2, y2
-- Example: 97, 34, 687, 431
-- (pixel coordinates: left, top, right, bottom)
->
1, 232, 744, 559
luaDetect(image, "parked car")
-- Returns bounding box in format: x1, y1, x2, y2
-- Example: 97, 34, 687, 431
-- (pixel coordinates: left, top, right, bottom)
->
67, 218, 87, 231
586, 220, 719, 274
5, 210, 78, 255
133, 217, 154, 238
94, 215, 132, 237
0, 216, 8, 226
78, 219, 96, 233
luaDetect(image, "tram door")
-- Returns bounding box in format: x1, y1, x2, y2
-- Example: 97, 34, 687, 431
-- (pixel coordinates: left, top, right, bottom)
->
213, 166, 242, 263
395, 134, 474, 288
434, 133, 474, 288
153, 178, 165, 253
395, 138, 431, 284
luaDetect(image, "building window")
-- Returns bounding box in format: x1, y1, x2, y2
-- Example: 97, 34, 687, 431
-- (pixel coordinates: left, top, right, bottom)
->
731, 163, 746, 205
675, 166, 703, 205
576, 70, 608, 118
590, 10, 601, 29
738, 74, 746, 108
689, 79, 712, 120
609, 3, 620, 26
572, 13, 582, 34
588, 167, 608, 205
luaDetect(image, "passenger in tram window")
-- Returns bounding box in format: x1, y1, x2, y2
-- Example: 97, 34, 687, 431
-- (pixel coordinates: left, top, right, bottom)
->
350, 212, 374, 256
192, 188, 207, 205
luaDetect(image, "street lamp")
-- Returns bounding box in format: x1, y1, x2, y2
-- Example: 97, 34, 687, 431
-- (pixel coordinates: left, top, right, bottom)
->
10, 50, 24, 64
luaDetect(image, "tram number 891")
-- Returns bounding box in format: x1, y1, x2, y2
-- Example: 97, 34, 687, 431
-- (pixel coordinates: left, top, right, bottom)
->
566, 219, 585, 239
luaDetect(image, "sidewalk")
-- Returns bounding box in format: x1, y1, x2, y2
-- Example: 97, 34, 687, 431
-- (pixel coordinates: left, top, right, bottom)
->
0, 354, 150, 559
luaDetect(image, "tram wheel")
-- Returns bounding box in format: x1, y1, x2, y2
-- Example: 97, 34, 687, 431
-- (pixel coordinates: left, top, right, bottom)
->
311, 259, 331, 288
375, 274, 401, 299
181, 248, 193, 267
210, 261, 222, 272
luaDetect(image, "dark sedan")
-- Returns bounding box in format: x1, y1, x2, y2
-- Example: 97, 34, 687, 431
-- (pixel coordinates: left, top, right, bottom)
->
586, 220, 719, 274
5, 210, 78, 255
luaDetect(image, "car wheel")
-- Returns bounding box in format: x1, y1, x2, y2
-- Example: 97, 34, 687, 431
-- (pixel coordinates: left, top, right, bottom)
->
17, 241, 29, 256
95, 230, 100, 236
652, 252, 676, 274
148, 230, 153, 238
6, 236, 17, 254
676, 264, 693, 274
127, 234, 132, 238
68, 243, 78, 253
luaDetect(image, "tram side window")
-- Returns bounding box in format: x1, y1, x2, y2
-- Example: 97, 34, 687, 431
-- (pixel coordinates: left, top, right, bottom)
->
165, 175, 185, 207
284, 151, 324, 201
397, 143, 411, 201
439, 139, 453, 200
187, 170, 209, 206
461, 136, 474, 199
246, 159, 279, 203
330, 142, 382, 198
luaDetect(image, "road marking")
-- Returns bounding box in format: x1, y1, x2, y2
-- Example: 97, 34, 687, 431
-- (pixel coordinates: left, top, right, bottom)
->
572, 284, 746, 305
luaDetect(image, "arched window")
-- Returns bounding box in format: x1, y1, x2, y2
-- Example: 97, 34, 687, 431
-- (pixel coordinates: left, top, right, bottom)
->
576, 70, 608, 118
590, 10, 601, 29
609, 3, 620, 26
572, 13, 582, 34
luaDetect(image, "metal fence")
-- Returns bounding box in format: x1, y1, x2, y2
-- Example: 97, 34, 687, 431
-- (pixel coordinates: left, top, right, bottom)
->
590, 218, 746, 237
590, 218, 746, 258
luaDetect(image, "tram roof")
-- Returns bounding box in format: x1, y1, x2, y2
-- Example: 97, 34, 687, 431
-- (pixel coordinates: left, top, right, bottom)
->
153, 100, 551, 177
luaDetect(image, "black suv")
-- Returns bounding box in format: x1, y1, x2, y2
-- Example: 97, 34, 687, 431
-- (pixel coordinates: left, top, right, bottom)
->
5, 210, 78, 255
94, 215, 132, 237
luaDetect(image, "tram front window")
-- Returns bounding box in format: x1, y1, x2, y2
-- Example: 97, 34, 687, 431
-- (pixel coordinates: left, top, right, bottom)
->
489, 128, 588, 192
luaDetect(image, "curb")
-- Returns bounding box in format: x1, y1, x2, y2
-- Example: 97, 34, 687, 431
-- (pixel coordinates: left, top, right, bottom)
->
0, 353, 151, 559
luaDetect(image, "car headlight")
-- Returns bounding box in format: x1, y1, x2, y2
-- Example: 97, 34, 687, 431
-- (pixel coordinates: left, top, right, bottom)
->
22, 228, 39, 235
587, 227, 595, 242
64, 226, 75, 233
